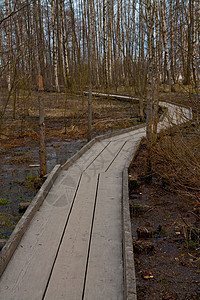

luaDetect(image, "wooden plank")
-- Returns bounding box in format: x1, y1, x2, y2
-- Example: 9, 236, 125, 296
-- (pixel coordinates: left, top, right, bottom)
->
0, 170, 81, 300
84, 91, 139, 102
86, 140, 127, 173
106, 140, 136, 172
158, 102, 192, 131
83, 172, 123, 299
67, 140, 109, 173
102, 127, 145, 143
104, 141, 128, 172
107, 135, 145, 172
43, 173, 99, 300
122, 168, 137, 299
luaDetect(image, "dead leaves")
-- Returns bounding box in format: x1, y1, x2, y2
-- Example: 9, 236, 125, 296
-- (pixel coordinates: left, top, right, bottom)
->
141, 270, 154, 280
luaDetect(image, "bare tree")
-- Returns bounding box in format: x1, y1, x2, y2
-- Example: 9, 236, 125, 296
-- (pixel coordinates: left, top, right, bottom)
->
51, 0, 60, 92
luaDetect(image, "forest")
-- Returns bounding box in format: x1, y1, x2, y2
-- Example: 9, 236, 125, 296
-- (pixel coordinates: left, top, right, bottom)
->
0, 0, 199, 92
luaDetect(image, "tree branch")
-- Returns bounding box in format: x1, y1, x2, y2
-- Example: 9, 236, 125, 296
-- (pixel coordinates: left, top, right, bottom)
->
0, 3, 28, 26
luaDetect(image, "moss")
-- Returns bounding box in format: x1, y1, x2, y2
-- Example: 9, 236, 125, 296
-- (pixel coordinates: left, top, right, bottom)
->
24, 175, 43, 190
0, 198, 11, 205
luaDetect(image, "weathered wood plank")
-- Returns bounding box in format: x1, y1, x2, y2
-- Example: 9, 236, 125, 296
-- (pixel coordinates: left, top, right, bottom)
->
67, 140, 110, 173
107, 136, 145, 172
87, 140, 127, 173
43, 173, 99, 300
84, 91, 139, 102
83, 172, 123, 300
102, 127, 145, 143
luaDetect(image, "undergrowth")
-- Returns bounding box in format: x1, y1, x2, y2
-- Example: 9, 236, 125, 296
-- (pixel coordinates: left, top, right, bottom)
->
150, 121, 200, 203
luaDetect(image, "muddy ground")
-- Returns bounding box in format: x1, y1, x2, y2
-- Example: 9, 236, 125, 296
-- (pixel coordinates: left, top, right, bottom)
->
129, 139, 200, 300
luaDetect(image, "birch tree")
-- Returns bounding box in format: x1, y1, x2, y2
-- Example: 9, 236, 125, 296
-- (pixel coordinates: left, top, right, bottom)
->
51, 0, 59, 92
160, 0, 172, 94
87, 0, 92, 141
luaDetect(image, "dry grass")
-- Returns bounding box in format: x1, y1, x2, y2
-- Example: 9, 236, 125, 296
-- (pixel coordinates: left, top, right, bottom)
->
0, 90, 141, 142
150, 122, 200, 203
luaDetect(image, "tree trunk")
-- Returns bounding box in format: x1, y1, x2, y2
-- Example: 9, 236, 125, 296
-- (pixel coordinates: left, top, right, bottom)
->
5, 0, 12, 91
103, 0, 108, 87
87, 0, 92, 141
38, 75, 46, 177
160, 0, 172, 95
51, 0, 60, 92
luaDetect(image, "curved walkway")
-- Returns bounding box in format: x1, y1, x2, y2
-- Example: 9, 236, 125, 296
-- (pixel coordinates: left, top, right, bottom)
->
0, 99, 192, 300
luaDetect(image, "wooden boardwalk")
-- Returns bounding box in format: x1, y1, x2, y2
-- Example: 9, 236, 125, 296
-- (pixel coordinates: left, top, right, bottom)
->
0, 99, 192, 300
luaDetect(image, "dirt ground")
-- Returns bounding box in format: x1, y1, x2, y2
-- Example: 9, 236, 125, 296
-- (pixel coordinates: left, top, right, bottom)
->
129, 139, 200, 300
